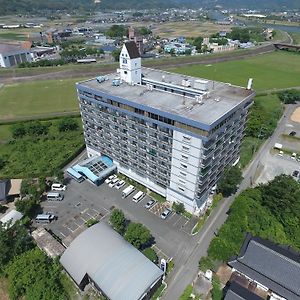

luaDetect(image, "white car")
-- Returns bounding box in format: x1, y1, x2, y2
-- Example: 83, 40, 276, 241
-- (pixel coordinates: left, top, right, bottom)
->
160, 208, 172, 220
108, 178, 119, 188
51, 183, 66, 191
105, 174, 117, 184
115, 180, 126, 190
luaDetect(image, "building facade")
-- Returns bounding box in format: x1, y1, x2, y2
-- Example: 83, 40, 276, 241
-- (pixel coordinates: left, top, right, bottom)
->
0, 43, 32, 68
77, 42, 255, 213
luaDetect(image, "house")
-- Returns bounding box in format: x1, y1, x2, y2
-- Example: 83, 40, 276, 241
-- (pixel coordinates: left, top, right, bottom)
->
228, 233, 300, 300
0, 179, 22, 204
0, 43, 32, 67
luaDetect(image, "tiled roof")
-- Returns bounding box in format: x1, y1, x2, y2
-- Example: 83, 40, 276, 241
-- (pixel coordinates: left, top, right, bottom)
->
125, 41, 140, 59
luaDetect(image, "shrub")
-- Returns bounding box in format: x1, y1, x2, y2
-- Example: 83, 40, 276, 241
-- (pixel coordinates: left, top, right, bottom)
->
278, 90, 300, 104
172, 202, 185, 214
109, 209, 126, 234
142, 247, 158, 264
58, 118, 79, 132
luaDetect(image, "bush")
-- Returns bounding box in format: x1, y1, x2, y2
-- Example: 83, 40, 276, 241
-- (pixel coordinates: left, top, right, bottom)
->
172, 202, 185, 214
85, 218, 98, 227
58, 118, 79, 132
211, 277, 223, 300
0, 157, 5, 169
199, 256, 214, 272
179, 285, 193, 300
278, 90, 300, 104
142, 247, 158, 264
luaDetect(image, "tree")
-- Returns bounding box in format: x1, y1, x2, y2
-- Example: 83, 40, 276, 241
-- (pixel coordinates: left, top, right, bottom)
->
125, 222, 152, 249
0, 222, 33, 273
26, 121, 49, 136
58, 118, 79, 132
15, 198, 39, 218
217, 166, 243, 197
6, 248, 67, 300
0, 156, 5, 169
142, 247, 158, 263
192, 36, 203, 52
172, 202, 185, 214
138, 26, 152, 36
109, 209, 126, 234
53, 170, 64, 183
106, 25, 128, 38
112, 49, 121, 62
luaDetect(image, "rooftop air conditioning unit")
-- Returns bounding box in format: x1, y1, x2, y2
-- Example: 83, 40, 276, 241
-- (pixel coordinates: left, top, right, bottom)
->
194, 79, 209, 91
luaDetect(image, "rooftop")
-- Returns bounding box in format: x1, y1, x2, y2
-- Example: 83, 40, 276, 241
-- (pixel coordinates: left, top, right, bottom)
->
0, 209, 23, 228
60, 222, 163, 300
0, 43, 24, 54
78, 67, 254, 127
224, 282, 264, 300
228, 234, 300, 300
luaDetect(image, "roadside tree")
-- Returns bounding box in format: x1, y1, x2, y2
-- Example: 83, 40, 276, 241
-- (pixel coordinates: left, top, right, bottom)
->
125, 222, 152, 249
217, 166, 243, 197
109, 209, 126, 234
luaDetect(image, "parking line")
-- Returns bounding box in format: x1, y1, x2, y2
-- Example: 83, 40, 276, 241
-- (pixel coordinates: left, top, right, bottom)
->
59, 231, 66, 238
173, 215, 183, 226
167, 213, 176, 221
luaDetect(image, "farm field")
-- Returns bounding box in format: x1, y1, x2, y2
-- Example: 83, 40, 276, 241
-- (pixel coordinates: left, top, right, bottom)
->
0, 78, 84, 121
170, 51, 300, 91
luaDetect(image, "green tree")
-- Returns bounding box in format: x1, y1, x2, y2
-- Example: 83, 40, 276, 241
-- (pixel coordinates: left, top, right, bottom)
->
26, 121, 49, 136
278, 90, 300, 104
112, 49, 121, 62
125, 222, 152, 249
0, 156, 5, 169
217, 166, 243, 197
109, 209, 126, 234
172, 202, 185, 214
15, 197, 39, 218
58, 118, 79, 132
142, 247, 158, 263
106, 25, 128, 38
0, 222, 33, 273
6, 248, 67, 300
138, 26, 152, 36
192, 36, 203, 52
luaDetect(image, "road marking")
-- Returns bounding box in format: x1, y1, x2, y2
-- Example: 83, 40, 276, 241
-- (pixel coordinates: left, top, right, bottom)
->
173, 215, 182, 226
59, 231, 66, 238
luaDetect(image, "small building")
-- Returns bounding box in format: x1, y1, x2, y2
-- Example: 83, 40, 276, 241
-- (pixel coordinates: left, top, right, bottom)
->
0, 209, 23, 228
60, 222, 163, 300
71, 155, 116, 185
32, 227, 65, 258
129, 26, 144, 55
0, 179, 22, 204
224, 281, 264, 300
0, 43, 32, 68
228, 233, 300, 300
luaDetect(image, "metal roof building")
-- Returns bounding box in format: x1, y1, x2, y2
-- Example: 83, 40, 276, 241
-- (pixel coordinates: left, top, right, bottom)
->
60, 222, 163, 300
228, 234, 300, 300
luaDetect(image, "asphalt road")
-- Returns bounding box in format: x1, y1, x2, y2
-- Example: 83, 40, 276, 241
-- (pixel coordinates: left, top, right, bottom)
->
161, 105, 292, 300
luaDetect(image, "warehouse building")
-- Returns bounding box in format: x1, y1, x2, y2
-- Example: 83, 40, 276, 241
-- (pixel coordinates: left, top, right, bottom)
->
77, 41, 255, 213
60, 222, 163, 300
0, 43, 32, 67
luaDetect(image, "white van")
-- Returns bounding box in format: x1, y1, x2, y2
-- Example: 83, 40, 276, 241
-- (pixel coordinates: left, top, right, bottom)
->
132, 191, 145, 203
122, 185, 135, 198
51, 183, 66, 191
35, 214, 55, 223
47, 192, 64, 201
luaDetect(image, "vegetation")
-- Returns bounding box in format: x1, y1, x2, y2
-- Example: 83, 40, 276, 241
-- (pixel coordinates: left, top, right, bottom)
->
58, 117, 79, 132
150, 282, 166, 300
149, 191, 166, 203
0, 118, 84, 178
106, 25, 128, 38
142, 247, 158, 264
227, 27, 265, 43
278, 89, 300, 104
211, 277, 223, 300
217, 166, 243, 197
19, 59, 68, 68
6, 248, 67, 300
0, 78, 82, 121
172, 202, 186, 214
109, 209, 126, 234
207, 175, 299, 263
111, 49, 121, 62
124, 222, 152, 250
170, 52, 300, 92
85, 218, 99, 227
179, 285, 198, 300
0, 222, 33, 274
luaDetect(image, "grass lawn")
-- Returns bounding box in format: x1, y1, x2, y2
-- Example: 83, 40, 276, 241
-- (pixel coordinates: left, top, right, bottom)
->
239, 137, 264, 168
0, 125, 11, 143
0, 78, 84, 120
169, 51, 300, 91
290, 32, 300, 45
0, 118, 84, 178
0, 32, 26, 40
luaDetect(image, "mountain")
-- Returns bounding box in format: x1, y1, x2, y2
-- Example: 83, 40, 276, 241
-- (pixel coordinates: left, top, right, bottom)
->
0, 0, 299, 15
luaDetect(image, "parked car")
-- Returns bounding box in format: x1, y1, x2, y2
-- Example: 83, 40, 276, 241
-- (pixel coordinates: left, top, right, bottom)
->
292, 170, 299, 178
105, 174, 117, 184
115, 180, 125, 190
108, 178, 119, 188
144, 199, 156, 209
160, 208, 172, 220
51, 183, 66, 191
289, 131, 296, 136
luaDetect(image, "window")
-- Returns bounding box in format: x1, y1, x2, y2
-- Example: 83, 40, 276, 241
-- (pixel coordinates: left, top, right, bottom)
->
182, 135, 191, 143
180, 163, 187, 169
178, 186, 185, 192
178, 179, 186, 185
124, 71, 127, 74
122, 58, 127, 64
182, 145, 190, 152
181, 154, 188, 161
179, 171, 187, 177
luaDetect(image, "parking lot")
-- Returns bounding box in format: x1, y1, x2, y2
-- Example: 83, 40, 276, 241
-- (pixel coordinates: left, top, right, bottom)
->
40, 178, 199, 259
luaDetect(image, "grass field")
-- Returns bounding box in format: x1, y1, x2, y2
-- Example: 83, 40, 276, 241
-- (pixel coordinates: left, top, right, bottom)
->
0, 118, 84, 178
290, 32, 300, 45
170, 51, 300, 91
0, 78, 84, 120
